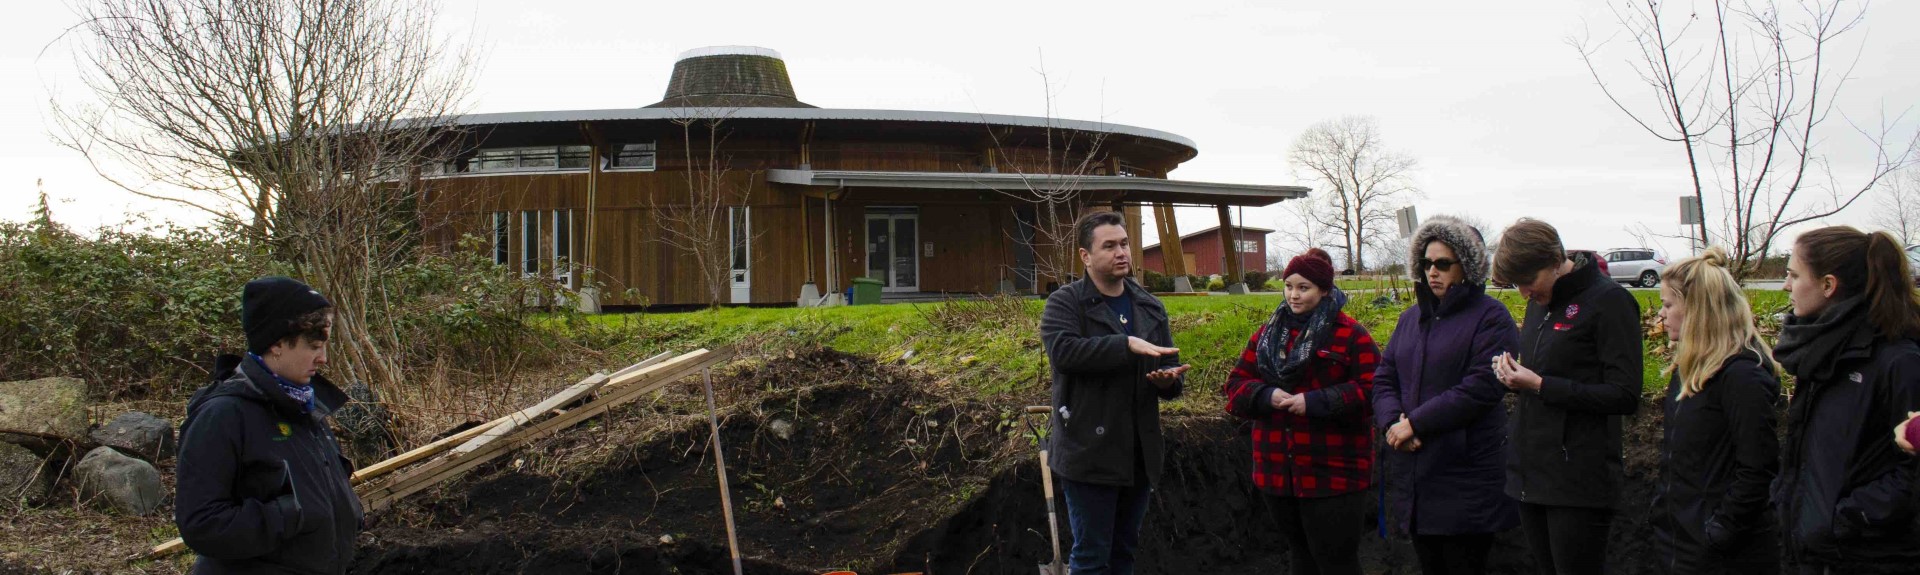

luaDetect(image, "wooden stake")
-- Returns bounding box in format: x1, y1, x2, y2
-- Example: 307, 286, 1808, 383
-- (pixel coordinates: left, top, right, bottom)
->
703, 366, 745, 575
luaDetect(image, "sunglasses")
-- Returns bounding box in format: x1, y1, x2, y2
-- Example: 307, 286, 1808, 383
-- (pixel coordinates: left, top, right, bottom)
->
1417, 258, 1459, 272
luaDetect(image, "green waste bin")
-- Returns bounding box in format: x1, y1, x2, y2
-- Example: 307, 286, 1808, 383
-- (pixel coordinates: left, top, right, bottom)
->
850, 277, 885, 305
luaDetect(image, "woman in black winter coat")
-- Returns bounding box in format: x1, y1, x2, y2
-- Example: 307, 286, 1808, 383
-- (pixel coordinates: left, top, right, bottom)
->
1650, 247, 1781, 575
1488, 219, 1643, 575
175, 277, 363, 574
1773, 226, 1920, 574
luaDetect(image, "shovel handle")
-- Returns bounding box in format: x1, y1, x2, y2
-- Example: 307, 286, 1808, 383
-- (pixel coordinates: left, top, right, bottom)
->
1025, 405, 1052, 415
1039, 450, 1055, 494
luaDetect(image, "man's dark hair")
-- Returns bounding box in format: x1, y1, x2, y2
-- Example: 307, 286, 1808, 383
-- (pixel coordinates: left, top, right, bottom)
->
1075, 211, 1127, 250
276, 307, 334, 349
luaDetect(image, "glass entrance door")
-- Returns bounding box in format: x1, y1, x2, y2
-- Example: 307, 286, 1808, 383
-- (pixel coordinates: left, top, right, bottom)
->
864, 210, 920, 292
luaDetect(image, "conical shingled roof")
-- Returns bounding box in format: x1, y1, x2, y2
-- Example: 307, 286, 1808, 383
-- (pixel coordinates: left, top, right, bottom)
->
645, 46, 815, 109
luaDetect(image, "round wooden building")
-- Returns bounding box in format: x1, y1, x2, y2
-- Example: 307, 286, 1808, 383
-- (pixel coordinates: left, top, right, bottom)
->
420, 46, 1305, 307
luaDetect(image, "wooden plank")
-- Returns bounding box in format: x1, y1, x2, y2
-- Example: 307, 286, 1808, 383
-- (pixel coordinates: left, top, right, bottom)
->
609, 351, 674, 380
359, 348, 733, 512
452, 372, 609, 456
359, 349, 725, 512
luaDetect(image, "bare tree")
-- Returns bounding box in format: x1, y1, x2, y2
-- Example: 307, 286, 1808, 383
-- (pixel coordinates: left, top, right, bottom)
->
1574, 0, 1919, 279
1271, 192, 1334, 266
1873, 168, 1920, 245
1288, 116, 1421, 273
651, 106, 760, 307
51, 0, 475, 393
983, 62, 1111, 290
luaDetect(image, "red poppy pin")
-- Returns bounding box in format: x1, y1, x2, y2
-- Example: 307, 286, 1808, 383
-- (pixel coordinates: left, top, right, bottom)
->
1565, 305, 1581, 319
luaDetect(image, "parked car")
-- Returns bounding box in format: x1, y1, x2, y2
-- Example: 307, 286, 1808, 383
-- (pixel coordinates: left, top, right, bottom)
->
1604, 248, 1667, 288
1490, 250, 1609, 289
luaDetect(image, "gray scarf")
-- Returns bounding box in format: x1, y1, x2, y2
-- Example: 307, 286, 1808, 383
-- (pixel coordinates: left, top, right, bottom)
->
1256, 288, 1349, 389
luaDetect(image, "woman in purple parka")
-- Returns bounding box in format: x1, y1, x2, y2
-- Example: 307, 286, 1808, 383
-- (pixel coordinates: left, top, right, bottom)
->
1373, 215, 1521, 575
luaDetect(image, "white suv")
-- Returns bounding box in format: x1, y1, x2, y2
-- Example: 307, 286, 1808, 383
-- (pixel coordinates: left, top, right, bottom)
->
1604, 248, 1667, 288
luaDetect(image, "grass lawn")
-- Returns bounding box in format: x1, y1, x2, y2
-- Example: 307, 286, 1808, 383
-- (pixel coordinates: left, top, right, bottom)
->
577, 288, 1795, 413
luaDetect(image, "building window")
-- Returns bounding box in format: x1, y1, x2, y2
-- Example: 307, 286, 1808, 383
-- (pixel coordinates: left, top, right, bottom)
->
610, 143, 657, 170
552, 210, 574, 288
1237, 240, 1260, 253
491, 213, 509, 265
520, 210, 539, 276
558, 146, 592, 170
471, 146, 594, 173
729, 207, 749, 273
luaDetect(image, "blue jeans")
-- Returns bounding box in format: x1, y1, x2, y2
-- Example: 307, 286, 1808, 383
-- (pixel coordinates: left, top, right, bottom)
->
1061, 477, 1153, 575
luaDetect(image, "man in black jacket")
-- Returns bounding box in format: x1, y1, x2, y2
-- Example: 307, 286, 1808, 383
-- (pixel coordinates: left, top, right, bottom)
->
1040, 211, 1188, 575
175, 277, 363, 574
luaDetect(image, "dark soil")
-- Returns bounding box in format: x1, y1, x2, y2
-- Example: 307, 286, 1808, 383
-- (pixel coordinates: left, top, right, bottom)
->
341, 349, 1726, 575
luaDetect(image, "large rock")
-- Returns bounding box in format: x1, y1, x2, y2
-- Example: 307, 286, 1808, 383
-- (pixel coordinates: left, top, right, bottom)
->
90, 412, 176, 463
0, 442, 51, 506
74, 446, 163, 516
0, 377, 89, 444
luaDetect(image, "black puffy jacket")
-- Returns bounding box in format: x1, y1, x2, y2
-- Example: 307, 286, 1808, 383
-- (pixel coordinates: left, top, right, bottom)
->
175, 355, 362, 574
1774, 298, 1920, 571
1652, 350, 1781, 574
1505, 259, 1644, 508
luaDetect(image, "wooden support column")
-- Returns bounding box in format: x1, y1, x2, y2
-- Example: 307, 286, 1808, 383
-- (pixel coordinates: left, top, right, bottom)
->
1151, 203, 1191, 291
1123, 203, 1145, 281
1218, 204, 1247, 293
580, 122, 604, 311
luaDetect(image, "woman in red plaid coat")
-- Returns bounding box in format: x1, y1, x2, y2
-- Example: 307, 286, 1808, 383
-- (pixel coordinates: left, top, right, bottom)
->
1222, 249, 1380, 575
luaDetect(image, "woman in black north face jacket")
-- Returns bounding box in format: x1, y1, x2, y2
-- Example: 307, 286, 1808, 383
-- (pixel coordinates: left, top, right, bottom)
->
1650, 248, 1782, 575
1773, 227, 1920, 574
175, 278, 362, 575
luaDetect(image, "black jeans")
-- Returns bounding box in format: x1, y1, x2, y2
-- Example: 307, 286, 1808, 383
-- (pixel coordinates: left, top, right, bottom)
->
1060, 477, 1153, 575
1518, 502, 1613, 575
1264, 491, 1367, 575
1413, 533, 1495, 575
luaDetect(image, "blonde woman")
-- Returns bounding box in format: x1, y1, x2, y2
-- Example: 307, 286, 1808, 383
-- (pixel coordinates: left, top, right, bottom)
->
1651, 248, 1782, 574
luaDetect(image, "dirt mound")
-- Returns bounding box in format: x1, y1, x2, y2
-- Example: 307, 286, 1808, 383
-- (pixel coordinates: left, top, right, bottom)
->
345, 351, 1730, 575
355, 347, 1011, 573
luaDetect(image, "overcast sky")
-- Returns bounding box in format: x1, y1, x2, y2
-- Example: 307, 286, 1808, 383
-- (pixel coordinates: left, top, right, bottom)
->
4, 1, 1916, 260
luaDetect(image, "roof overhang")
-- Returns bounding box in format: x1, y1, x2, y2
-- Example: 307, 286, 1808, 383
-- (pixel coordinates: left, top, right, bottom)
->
767, 169, 1307, 207
444, 107, 1198, 151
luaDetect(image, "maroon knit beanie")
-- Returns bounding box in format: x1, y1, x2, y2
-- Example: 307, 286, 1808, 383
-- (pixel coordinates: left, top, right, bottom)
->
1283, 254, 1335, 291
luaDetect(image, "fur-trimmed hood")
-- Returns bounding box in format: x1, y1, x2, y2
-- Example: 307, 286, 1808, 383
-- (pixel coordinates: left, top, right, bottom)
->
1407, 215, 1488, 285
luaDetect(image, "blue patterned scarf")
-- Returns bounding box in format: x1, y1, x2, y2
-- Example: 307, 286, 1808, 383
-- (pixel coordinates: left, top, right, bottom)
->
249, 353, 314, 413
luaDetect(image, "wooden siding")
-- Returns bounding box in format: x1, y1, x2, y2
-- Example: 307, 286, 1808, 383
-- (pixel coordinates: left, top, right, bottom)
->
417, 119, 1201, 306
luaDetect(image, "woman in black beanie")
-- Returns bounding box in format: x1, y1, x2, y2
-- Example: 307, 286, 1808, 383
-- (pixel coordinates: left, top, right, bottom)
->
174, 276, 364, 574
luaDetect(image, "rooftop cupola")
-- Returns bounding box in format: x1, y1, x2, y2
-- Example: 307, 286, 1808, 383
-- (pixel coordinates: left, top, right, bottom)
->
646, 46, 814, 108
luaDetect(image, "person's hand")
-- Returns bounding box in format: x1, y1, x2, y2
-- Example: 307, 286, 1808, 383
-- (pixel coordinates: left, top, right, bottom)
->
1278, 392, 1308, 416
1147, 365, 1190, 389
1387, 414, 1419, 452
1495, 353, 1542, 392
1897, 411, 1920, 455
1128, 336, 1179, 357
1268, 389, 1292, 411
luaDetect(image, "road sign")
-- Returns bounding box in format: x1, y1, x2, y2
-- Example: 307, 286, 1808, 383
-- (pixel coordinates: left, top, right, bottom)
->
1679, 196, 1702, 225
